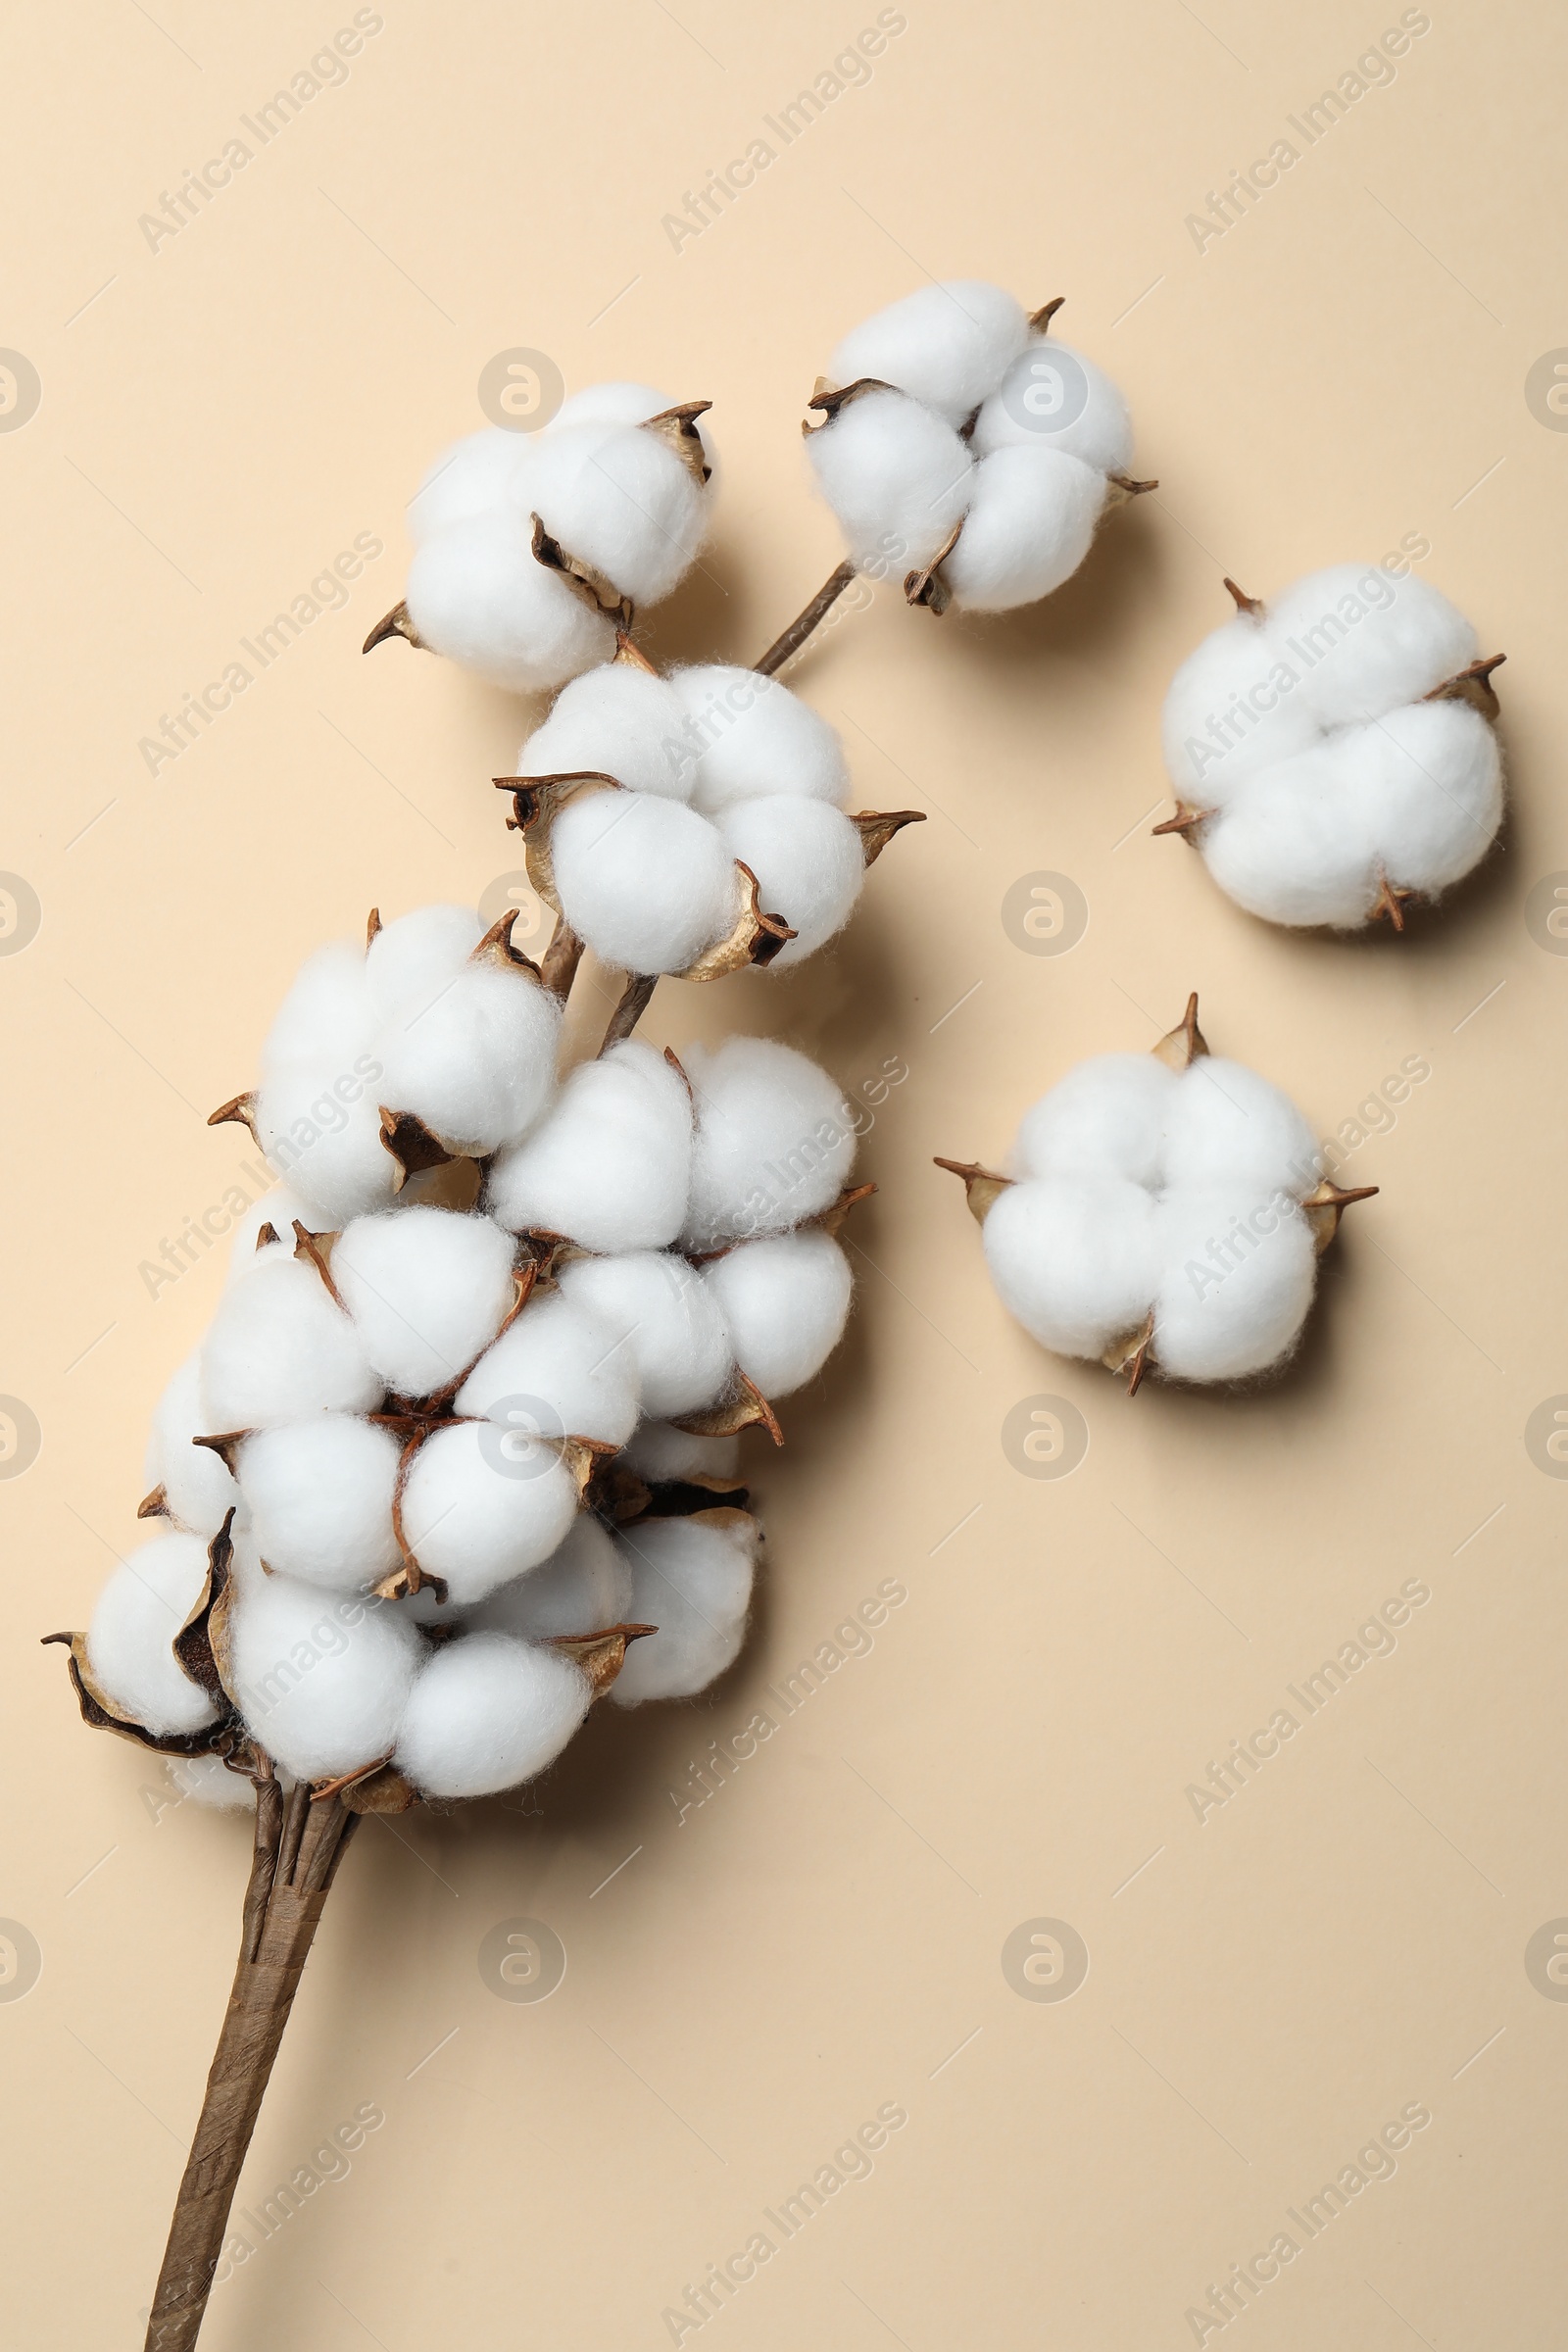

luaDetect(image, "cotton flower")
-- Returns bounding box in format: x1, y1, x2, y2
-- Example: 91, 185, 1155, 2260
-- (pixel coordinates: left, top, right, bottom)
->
805, 280, 1149, 617
940, 997, 1376, 1388
500, 645, 920, 977
368, 387, 717, 694
1156, 567, 1505, 929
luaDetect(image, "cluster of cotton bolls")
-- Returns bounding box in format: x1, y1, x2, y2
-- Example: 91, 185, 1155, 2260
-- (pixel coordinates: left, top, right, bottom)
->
509, 648, 912, 976
376, 382, 716, 693
806, 279, 1145, 614
1158, 565, 1505, 930
944, 1004, 1372, 1388
74, 1000, 864, 1806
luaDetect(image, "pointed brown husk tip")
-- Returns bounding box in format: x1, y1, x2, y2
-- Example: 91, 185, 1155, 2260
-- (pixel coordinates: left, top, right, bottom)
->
1152, 805, 1203, 842
1223, 577, 1265, 617
1151, 994, 1208, 1070
934, 1157, 1013, 1224
364, 600, 425, 655
1302, 1178, 1379, 1253
1424, 652, 1505, 722
852, 809, 927, 866
1028, 297, 1066, 332
1102, 1309, 1156, 1394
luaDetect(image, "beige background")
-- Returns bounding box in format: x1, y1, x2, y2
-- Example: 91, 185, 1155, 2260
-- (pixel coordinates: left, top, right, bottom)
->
4, 1, 1566, 2343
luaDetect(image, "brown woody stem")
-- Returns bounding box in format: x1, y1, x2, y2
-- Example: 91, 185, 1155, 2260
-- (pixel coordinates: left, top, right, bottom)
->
540, 913, 586, 1002
143, 1774, 359, 2351
601, 972, 658, 1053
753, 559, 858, 677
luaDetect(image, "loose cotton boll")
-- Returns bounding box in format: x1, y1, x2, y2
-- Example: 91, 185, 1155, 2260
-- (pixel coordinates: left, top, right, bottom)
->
407, 429, 526, 547
332, 1208, 518, 1399
86, 1532, 221, 1737
558, 1251, 732, 1419
610, 1514, 760, 1705
620, 1420, 742, 1485
550, 788, 736, 975
828, 279, 1029, 426
1013, 1055, 1176, 1190
941, 447, 1106, 612
202, 1251, 383, 1431
145, 1355, 239, 1537
1152, 1193, 1318, 1383
1161, 1058, 1321, 1200
703, 1231, 853, 1399
681, 1037, 858, 1249
1159, 567, 1503, 930
228, 1574, 422, 1782
395, 1633, 591, 1800
520, 665, 693, 802
237, 1416, 402, 1591
375, 961, 562, 1157
716, 799, 863, 964
983, 1177, 1161, 1360
405, 517, 616, 694
397, 1421, 582, 1604
485, 1040, 693, 1252
517, 418, 708, 607
467, 1516, 634, 1642
669, 665, 851, 811
971, 337, 1135, 474
807, 389, 974, 573
456, 1290, 640, 1450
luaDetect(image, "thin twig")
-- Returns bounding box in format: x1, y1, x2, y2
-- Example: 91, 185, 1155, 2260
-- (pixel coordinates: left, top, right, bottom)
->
753, 559, 858, 677
601, 973, 657, 1053
540, 913, 585, 1000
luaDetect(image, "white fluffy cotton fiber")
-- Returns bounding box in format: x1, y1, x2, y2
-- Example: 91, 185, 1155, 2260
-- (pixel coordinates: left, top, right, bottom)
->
808, 282, 1137, 613
238, 1416, 402, 1591
702, 1231, 853, 1398
1160, 565, 1503, 928
467, 1515, 634, 1642
549, 787, 736, 976
145, 1354, 240, 1537
228, 1572, 423, 1782
979, 1045, 1329, 1384
610, 1513, 759, 1705
396, 1419, 582, 1604
86, 1531, 222, 1736
681, 1037, 857, 1250
456, 1289, 640, 1449
558, 1250, 732, 1418
486, 1039, 692, 1251
331, 1207, 518, 1399
394, 1633, 592, 1799
201, 1246, 383, 1431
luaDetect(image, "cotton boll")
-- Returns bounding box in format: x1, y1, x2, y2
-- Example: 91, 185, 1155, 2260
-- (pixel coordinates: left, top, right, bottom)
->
407, 429, 526, 547
1268, 566, 1476, 726
518, 420, 707, 606
376, 962, 562, 1156
1152, 1193, 1317, 1382
395, 1633, 590, 1799
332, 1207, 518, 1399
405, 517, 615, 694
1013, 1055, 1176, 1190
703, 1231, 852, 1398
397, 1421, 581, 1604
85, 1532, 220, 1737
229, 1571, 422, 1781
553, 381, 668, 430
486, 1040, 692, 1251
145, 1355, 239, 1537
237, 1416, 402, 1591
828, 280, 1029, 426
1162, 1058, 1321, 1200
262, 941, 374, 1071
669, 665, 851, 811
520, 665, 693, 801
467, 1516, 633, 1642
610, 1514, 759, 1705
364, 906, 482, 1023
202, 1252, 383, 1431
456, 1290, 640, 1449
944, 446, 1106, 612
807, 389, 973, 573
558, 1251, 732, 1418
1340, 702, 1503, 896
716, 798, 863, 964
1162, 613, 1322, 806
550, 788, 735, 975
253, 1069, 398, 1229
971, 337, 1135, 473
982, 1177, 1160, 1360
681, 1037, 857, 1249
1200, 756, 1382, 929
225, 1188, 311, 1280
619, 1421, 742, 1484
